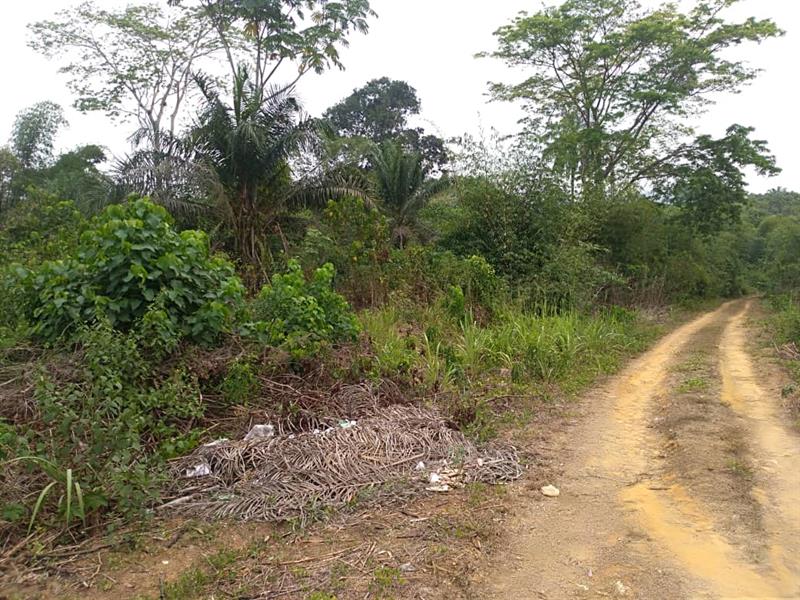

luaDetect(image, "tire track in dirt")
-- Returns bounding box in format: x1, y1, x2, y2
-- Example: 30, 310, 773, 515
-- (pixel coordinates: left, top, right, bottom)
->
480, 301, 800, 599
718, 300, 800, 596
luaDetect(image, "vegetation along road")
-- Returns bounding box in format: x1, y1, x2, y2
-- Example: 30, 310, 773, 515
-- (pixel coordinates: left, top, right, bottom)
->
3, 0, 800, 597
482, 300, 800, 599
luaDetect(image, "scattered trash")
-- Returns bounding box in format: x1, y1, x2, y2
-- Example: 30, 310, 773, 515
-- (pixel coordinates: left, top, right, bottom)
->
399, 562, 416, 573
185, 463, 211, 478
167, 405, 522, 521
161, 560, 169, 565
541, 484, 560, 497
203, 438, 229, 447
425, 484, 451, 493
244, 423, 275, 442
615, 580, 629, 596
424, 466, 468, 493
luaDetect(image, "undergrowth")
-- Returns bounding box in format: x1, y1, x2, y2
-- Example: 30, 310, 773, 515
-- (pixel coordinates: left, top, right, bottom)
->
763, 294, 800, 427
0, 196, 664, 553
360, 300, 661, 438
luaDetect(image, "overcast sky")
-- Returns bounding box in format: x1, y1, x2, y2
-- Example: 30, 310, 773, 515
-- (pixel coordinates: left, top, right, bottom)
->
1, 0, 798, 193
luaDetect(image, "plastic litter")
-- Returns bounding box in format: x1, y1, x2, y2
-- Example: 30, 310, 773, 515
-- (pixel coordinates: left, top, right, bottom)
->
425, 484, 450, 493
541, 484, 560, 497
244, 423, 275, 442
185, 463, 211, 478
203, 438, 229, 447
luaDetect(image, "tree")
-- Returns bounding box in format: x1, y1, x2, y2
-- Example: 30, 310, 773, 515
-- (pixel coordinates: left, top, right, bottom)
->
657, 125, 779, 233
0, 148, 21, 213
120, 68, 368, 279
40, 145, 113, 212
370, 141, 449, 247
172, 0, 375, 99
324, 78, 448, 174
10, 101, 67, 170
748, 188, 800, 221
30, 2, 219, 153
484, 0, 782, 199
325, 78, 420, 140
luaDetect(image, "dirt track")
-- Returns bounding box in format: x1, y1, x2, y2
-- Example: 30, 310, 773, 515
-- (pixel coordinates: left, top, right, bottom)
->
480, 300, 800, 599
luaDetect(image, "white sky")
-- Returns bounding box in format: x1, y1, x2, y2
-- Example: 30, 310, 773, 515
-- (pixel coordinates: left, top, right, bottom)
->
1, 0, 798, 193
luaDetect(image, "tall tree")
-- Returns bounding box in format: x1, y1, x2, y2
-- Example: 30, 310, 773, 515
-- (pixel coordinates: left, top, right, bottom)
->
118, 69, 367, 278
41, 145, 113, 212
29, 2, 219, 153
324, 78, 448, 174
484, 0, 782, 199
658, 125, 778, 233
0, 148, 21, 213
172, 0, 375, 99
10, 101, 67, 170
325, 78, 420, 140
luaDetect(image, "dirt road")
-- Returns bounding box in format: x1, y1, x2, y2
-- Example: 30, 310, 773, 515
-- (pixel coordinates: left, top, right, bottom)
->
481, 300, 800, 599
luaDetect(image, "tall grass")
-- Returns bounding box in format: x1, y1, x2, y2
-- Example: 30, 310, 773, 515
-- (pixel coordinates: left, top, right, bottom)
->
360, 300, 657, 396
768, 294, 800, 346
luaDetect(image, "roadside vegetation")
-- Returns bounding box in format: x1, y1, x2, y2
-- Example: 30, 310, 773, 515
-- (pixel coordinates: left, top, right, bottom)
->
0, 0, 798, 594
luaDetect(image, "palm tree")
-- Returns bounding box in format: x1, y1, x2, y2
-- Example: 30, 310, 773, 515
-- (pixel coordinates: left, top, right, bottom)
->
370, 141, 450, 247
117, 67, 368, 281
190, 68, 322, 270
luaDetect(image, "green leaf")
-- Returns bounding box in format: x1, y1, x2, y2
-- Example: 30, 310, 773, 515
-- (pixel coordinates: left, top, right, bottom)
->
28, 481, 57, 534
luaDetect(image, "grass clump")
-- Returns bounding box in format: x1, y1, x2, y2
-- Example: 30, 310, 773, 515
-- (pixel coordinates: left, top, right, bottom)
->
144, 548, 241, 600
360, 299, 660, 437
677, 377, 710, 393
368, 566, 406, 598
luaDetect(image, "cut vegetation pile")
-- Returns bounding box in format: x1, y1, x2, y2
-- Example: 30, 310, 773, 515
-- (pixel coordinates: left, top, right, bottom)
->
165, 404, 522, 522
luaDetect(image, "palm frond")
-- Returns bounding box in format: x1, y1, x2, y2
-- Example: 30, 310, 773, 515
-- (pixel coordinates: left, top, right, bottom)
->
288, 170, 375, 210
113, 134, 221, 216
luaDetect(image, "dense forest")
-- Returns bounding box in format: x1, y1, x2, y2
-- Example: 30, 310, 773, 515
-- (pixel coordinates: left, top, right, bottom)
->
1, 0, 798, 590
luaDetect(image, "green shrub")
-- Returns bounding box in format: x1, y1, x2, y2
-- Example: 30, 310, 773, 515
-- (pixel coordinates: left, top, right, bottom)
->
444, 285, 467, 321
768, 294, 800, 345
0, 191, 86, 266
386, 246, 504, 317
25, 198, 244, 345
243, 260, 360, 358
302, 197, 391, 305
0, 193, 87, 333
9, 320, 205, 523
220, 359, 259, 406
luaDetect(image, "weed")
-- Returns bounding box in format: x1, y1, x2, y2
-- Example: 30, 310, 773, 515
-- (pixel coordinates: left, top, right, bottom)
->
369, 566, 406, 598
359, 307, 416, 377
672, 351, 709, 373
466, 481, 506, 507
148, 548, 241, 600
727, 458, 753, 478
677, 377, 709, 393
220, 359, 259, 406
307, 593, 338, 600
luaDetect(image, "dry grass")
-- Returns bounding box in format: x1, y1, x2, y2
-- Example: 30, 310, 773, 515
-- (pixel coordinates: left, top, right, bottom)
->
163, 404, 522, 523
